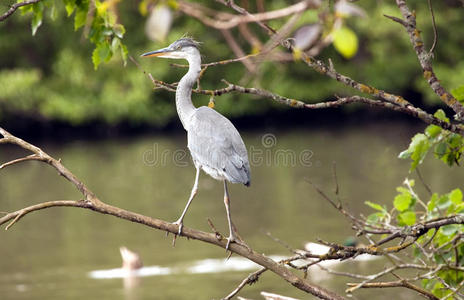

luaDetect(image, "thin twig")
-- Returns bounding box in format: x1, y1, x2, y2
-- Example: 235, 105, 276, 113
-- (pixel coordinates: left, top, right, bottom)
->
179, 0, 320, 30
221, 28, 256, 72
263, 230, 299, 254
346, 280, 440, 300
5, 211, 25, 230
222, 267, 267, 300
0, 154, 42, 169
332, 161, 339, 197
0, 0, 42, 22
427, 0, 438, 54
316, 264, 371, 280
416, 168, 433, 196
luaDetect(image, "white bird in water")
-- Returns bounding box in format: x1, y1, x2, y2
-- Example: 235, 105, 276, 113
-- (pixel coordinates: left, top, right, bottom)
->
120, 247, 143, 270
141, 38, 251, 250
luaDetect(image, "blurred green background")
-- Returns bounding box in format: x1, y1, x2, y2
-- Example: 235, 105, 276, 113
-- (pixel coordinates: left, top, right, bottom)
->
1, 0, 463, 133
1, 1, 464, 299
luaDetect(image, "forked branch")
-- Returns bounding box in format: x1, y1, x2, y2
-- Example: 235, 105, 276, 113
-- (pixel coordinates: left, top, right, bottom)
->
0, 127, 345, 300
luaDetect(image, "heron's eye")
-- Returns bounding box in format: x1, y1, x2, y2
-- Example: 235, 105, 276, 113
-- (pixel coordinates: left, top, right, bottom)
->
176, 45, 181, 50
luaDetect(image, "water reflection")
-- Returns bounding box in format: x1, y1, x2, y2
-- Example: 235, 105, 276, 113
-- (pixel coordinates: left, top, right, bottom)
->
89, 251, 378, 279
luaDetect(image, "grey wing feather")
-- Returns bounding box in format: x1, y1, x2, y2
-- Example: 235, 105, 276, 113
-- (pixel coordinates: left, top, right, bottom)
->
187, 107, 251, 186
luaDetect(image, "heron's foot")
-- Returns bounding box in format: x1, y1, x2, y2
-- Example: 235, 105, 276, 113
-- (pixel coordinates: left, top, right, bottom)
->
172, 219, 184, 236
225, 232, 251, 252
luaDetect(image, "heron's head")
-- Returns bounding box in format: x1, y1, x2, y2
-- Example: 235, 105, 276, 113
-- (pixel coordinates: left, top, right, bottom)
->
141, 38, 200, 60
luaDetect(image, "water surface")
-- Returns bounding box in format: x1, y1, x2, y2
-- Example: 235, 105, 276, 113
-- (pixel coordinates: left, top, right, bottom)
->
1, 123, 462, 299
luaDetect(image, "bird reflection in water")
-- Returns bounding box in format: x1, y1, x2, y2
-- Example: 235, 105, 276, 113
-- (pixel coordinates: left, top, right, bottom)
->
120, 246, 143, 299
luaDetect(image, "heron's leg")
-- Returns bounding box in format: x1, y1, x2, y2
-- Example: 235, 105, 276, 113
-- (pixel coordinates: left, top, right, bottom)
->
223, 180, 237, 250
173, 166, 200, 235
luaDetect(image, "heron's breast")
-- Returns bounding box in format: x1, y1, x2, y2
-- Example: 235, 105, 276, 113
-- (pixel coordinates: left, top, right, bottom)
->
200, 164, 227, 181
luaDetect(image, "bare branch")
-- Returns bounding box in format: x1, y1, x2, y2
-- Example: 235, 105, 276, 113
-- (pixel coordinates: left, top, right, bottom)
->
223, 267, 267, 300
214, 0, 464, 133
0, 127, 103, 205
261, 291, 300, 300
0, 0, 42, 22
347, 280, 439, 300
416, 168, 433, 196
427, 0, 438, 54
393, 0, 464, 120
178, 0, 320, 30
221, 28, 257, 72
0, 154, 41, 170
0, 127, 346, 300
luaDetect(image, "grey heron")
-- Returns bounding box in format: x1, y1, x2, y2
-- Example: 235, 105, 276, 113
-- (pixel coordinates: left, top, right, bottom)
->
141, 38, 251, 250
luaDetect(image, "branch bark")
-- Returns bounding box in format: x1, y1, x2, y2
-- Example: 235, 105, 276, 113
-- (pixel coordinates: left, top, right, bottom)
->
210, 0, 464, 136
178, 0, 321, 30
0, 127, 346, 300
346, 280, 439, 300
391, 0, 464, 120
0, 0, 42, 22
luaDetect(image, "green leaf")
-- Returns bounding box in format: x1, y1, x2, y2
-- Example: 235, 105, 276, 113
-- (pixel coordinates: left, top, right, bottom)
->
437, 194, 452, 210
63, 0, 76, 16
435, 142, 447, 158
31, 2, 44, 36
434, 109, 450, 123
366, 212, 380, 223
365, 201, 385, 212
448, 134, 463, 147
427, 193, 438, 212
92, 41, 112, 70
396, 186, 409, 194
441, 224, 459, 236
398, 211, 416, 226
394, 193, 413, 212
333, 27, 358, 59
113, 24, 125, 39
111, 37, 120, 52
74, 0, 89, 31
50, 3, 58, 21
451, 85, 464, 103
398, 149, 411, 159
399, 133, 431, 171
410, 134, 430, 170
120, 43, 128, 66
91, 47, 100, 70
19, 2, 34, 14
449, 189, 463, 205
425, 125, 441, 139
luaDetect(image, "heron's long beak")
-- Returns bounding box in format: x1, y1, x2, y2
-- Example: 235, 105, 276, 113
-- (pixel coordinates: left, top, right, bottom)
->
140, 47, 171, 58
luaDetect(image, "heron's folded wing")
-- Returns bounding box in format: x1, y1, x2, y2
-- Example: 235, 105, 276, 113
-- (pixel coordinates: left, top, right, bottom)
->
187, 107, 250, 185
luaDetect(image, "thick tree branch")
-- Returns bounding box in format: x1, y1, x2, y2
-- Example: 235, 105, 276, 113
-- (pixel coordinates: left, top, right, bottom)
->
136, 62, 464, 135
0, 0, 42, 22
391, 0, 464, 120
0, 127, 346, 300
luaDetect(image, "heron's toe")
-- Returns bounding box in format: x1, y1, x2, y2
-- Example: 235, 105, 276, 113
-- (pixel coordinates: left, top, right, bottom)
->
172, 220, 184, 236
226, 236, 236, 251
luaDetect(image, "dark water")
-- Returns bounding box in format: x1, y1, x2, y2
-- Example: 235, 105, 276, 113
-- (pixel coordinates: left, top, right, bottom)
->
0, 123, 462, 299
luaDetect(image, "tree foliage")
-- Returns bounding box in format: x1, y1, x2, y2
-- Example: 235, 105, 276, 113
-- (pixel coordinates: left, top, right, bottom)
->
1, 0, 464, 126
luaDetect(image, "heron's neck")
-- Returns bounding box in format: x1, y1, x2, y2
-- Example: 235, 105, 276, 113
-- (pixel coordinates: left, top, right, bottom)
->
176, 53, 201, 130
